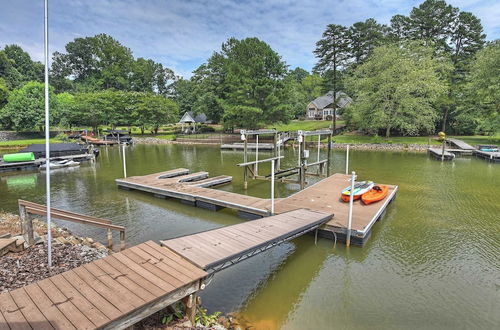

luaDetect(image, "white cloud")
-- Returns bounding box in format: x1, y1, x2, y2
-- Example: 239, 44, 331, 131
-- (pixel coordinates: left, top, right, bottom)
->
0, 0, 497, 78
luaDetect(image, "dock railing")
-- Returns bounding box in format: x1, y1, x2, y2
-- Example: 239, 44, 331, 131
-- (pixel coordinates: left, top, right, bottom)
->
18, 199, 125, 250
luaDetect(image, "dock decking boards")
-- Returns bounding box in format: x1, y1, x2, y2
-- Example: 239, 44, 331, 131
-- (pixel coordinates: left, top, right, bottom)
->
473, 149, 500, 162
427, 148, 455, 160
447, 138, 475, 150
0, 241, 207, 330
161, 209, 333, 272
116, 170, 398, 244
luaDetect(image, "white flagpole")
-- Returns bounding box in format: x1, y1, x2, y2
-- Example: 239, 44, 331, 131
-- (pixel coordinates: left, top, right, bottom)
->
44, 0, 52, 267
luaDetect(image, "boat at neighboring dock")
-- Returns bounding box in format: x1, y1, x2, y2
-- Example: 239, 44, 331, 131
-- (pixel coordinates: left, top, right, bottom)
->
341, 181, 374, 202
361, 185, 389, 205
39, 159, 80, 170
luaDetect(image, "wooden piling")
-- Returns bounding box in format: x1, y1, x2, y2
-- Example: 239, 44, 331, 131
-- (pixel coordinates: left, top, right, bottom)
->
107, 228, 113, 250
19, 204, 34, 245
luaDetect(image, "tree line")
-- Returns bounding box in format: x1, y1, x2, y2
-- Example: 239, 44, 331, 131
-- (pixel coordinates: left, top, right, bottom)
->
0, 0, 498, 135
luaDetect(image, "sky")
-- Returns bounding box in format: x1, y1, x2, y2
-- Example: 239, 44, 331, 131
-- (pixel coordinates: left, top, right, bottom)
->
0, 0, 499, 78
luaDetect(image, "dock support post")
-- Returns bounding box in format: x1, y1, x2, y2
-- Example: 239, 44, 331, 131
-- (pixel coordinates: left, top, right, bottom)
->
184, 293, 197, 326
271, 159, 275, 214
19, 203, 34, 245
346, 171, 356, 247
317, 135, 321, 175
327, 133, 332, 177
107, 229, 113, 250
345, 145, 350, 175
277, 133, 281, 170
441, 139, 446, 162
119, 231, 125, 251
122, 143, 127, 178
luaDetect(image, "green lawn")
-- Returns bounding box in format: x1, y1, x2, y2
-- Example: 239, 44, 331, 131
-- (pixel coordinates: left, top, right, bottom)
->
267, 120, 341, 132
331, 135, 441, 145
0, 138, 61, 147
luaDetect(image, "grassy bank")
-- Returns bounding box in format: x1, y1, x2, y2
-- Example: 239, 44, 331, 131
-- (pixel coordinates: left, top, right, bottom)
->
0, 138, 61, 148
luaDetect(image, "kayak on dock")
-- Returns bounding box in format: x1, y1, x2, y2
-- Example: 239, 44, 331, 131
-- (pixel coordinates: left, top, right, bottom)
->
361, 185, 389, 205
341, 181, 374, 202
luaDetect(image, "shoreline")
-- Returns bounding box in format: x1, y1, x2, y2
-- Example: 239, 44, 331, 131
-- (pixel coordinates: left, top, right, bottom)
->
132, 136, 431, 152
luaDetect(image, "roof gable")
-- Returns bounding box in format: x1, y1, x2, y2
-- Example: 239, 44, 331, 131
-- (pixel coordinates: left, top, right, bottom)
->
179, 112, 196, 123
311, 91, 352, 110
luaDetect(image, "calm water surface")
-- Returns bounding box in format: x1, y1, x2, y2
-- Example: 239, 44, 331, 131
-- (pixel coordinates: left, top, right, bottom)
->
0, 144, 498, 329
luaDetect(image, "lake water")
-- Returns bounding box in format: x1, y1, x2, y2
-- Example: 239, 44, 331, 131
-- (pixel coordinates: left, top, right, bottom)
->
0, 144, 498, 329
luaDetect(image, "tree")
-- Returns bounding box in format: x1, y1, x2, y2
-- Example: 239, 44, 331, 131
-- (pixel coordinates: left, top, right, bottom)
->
133, 93, 179, 134
314, 24, 350, 132
348, 19, 387, 66
288, 67, 309, 83
56, 92, 75, 127
0, 78, 8, 109
171, 79, 196, 115
0, 46, 43, 89
0, 81, 58, 131
345, 43, 450, 137
130, 58, 175, 95
407, 0, 458, 53
51, 34, 134, 91
192, 37, 291, 128
456, 41, 500, 134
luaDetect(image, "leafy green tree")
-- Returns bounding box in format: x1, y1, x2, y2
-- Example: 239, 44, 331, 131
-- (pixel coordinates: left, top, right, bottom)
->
288, 67, 309, 83
3, 45, 44, 83
192, 37, 291, 128
133, 93, 179, 134
56, 92, 75, 127
348, 19, 387, 66
51, 34, 134, 91
0, 81, 57, 131
0, 78, 9, 109
389, 14, 412, 42
130, 58, 175, 95
345, 43, 450, 137
314, 24, 350, 131
456, 41, 500, 134
171, 79, 196, 115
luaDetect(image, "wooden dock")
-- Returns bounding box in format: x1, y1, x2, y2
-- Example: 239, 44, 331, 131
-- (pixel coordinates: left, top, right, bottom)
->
116, 170, 397, 244
221, 143, 275, 151
473, 149, 500, 162
447, 138, 475, 150
427, 148, 455, 160
161, 209, 332, 272
0, 241, 207, 330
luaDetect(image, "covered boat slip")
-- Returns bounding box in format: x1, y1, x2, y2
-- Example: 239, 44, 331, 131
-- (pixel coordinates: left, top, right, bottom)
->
0, 241, 207, 330
116, 170, 398, 244
161, 209, 333, 272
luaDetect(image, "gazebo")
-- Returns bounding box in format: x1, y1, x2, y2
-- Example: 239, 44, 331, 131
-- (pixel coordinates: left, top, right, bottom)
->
179, 112, 197, 133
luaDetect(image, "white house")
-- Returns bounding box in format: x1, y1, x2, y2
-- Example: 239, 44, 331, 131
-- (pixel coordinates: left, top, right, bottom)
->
306, 91, 352, 120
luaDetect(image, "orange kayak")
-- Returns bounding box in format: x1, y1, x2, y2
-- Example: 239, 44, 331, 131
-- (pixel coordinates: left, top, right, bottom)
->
361, 185, 389, 205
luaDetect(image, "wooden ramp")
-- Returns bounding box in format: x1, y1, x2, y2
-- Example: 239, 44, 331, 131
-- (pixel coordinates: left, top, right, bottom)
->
160, 209, 332, 272
447, 138, 475, 150
0, 241, 206, 330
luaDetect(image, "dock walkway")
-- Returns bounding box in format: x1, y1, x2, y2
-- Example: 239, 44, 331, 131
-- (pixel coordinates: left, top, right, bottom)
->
447, 138, 475, 150
117, 170, 398, 244
427, 148, 455, 160
0, 241, 206, 330
161, 209, 332, 272
473, 149, 500, 162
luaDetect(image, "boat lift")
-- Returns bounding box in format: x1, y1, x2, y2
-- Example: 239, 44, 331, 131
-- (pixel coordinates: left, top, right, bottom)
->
237, 129, 332, 190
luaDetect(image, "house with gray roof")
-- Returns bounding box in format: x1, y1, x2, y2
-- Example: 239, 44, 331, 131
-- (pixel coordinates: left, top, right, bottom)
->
306, 91, 352, 120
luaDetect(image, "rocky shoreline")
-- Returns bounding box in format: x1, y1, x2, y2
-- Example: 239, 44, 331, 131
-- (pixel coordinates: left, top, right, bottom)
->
133, 136, 430, 152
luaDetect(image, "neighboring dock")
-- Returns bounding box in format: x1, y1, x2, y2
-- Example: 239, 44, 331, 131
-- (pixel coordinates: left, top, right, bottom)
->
427, 148, 455, 160
473, 149, 500, 162
0, 153, 94, 173
447, 138, 475, 151
221, 143, 275, 150
116, 169, 398, 244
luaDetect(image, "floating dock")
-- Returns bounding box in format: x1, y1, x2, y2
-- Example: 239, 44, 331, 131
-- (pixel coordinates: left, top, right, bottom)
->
473, 149, 500, 162
221, 143, 275, 150
447, 138, 475, 151
427, 147, 455, 160
116, 169, 398, 244
0, 153, 94, 173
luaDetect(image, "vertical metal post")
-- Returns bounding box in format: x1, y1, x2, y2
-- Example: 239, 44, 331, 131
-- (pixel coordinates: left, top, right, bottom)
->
255, 135, 259, 177
317, 135, 321, 162
122, 143, 127, 178
44, 0, 52, 267
271, 159, 275, 214
327, 133, 332, 177
346, 171, 356, 247
345, 144, 350, 175
277, 133, 281, 170
243, 132, 248, 189
441, 139, 445, 162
